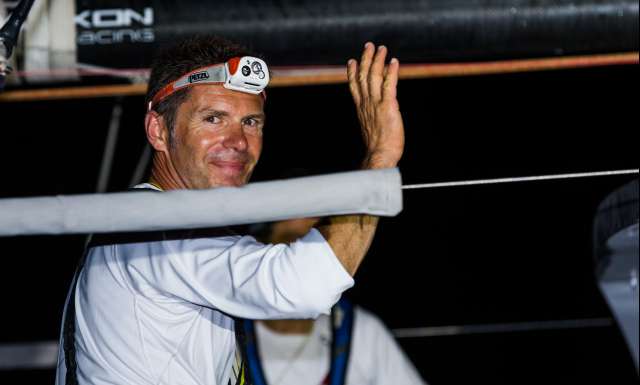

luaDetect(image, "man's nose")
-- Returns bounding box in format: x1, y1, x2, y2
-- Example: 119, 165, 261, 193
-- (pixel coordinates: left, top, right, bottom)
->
222, 124, 248, 152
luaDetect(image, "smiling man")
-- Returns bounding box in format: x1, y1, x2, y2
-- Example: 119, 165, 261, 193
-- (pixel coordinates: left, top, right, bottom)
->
56, 35, 404, 385
147, 82, 265, 189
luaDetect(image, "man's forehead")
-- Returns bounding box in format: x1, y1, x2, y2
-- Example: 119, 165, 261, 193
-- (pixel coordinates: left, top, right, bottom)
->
188, 84, 264, 111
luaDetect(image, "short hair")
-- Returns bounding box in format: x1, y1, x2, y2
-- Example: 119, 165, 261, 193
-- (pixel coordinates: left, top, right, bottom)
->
145, 35, 256, 139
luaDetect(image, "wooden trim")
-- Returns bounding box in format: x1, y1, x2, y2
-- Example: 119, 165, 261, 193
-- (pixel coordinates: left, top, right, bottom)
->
0, 83, 148, 102
1, 52, 637, 102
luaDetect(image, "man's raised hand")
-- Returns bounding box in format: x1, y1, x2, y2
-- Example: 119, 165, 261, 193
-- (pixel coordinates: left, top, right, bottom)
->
347, 42, 405, 170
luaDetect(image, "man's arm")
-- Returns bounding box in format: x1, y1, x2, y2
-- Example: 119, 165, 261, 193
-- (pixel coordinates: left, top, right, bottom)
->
318, 42, 405, 275
117, 231, 353, 320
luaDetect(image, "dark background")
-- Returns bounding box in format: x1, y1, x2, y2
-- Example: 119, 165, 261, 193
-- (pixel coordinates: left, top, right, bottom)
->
0, 64, 638, 384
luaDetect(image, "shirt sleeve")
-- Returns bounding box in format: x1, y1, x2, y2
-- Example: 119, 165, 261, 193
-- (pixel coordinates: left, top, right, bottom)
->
351, 307, 428, 385
116, 228, 354, 319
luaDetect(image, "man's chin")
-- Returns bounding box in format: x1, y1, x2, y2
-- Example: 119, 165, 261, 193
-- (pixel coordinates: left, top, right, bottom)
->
206, 175, 250, 188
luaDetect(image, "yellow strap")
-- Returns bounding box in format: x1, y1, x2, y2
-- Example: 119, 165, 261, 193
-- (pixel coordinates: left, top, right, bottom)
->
147, 181, 163, 191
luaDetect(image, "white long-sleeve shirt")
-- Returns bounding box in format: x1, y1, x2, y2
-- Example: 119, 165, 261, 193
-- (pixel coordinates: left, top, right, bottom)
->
256, 307, 427, 385
55, 219, 353, 385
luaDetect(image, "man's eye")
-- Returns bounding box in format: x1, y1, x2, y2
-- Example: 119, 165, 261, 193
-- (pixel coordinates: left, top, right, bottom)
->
205, 115, 221, 124
244, 118, 257, 126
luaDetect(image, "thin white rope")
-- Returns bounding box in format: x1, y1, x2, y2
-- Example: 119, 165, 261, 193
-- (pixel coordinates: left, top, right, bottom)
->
402, 169, 639, 190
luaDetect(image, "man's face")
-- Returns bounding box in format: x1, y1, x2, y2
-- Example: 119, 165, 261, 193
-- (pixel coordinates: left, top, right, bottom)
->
167, 85, 265, 189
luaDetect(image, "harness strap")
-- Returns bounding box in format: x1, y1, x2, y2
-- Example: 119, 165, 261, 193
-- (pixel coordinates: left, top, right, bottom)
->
62, 256, 84, 385
328, 298, 354, 385
240, 298, 355, 385
236, 319, 263, 385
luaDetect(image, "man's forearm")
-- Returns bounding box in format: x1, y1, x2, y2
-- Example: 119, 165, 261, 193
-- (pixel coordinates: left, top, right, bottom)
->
317, 214, 379, 276
317, 140, 397, 276
321, 42, 403, 276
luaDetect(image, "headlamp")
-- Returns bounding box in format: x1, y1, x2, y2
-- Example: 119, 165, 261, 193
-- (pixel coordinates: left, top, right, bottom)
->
148, 56, 269, 111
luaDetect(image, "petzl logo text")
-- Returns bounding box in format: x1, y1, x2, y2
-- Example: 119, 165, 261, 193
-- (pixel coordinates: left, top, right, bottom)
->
189, 72, 210, 83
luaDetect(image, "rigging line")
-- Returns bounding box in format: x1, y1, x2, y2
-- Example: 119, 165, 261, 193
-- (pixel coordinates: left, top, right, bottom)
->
402, 169, 639, 190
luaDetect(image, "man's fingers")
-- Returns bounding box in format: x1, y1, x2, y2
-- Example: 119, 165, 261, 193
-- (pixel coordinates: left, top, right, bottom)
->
382, 58, 399, 101
347, 59, 361, 105
358, 42, 375, 96
351, 43, 397, 106
368, 45, 387, 102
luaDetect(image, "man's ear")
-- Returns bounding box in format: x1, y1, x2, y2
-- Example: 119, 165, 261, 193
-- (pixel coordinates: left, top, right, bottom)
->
145, 111, 170, 152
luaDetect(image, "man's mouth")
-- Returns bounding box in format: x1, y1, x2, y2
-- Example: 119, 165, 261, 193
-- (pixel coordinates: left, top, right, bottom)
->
210, 159, 246, 172
207, 154, 249, 176
206, 151, 251, 178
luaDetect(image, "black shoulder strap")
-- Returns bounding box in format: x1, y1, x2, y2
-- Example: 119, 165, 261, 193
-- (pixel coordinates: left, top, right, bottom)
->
61, 250, 85, 385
